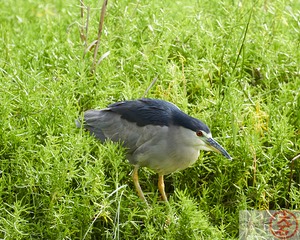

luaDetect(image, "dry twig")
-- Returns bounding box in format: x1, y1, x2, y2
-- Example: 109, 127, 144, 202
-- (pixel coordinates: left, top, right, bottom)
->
142, 76, 158, 98
91, 0, 108, 73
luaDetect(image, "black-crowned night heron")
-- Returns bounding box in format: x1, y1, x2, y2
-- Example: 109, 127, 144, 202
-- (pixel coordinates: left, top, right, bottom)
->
77, 98, 231, 203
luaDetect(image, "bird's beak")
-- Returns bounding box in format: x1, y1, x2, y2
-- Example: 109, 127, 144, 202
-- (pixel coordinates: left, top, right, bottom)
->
205, 138, 232, 160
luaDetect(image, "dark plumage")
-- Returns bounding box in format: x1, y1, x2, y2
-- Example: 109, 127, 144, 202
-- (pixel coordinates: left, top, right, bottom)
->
108, 98, 210, 133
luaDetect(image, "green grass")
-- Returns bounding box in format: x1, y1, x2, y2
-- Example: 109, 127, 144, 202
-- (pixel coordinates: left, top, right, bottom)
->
1, 0, 299, 239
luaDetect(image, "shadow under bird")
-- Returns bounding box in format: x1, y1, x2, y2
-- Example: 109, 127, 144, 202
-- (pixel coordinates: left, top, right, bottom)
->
77, 98, 232, 203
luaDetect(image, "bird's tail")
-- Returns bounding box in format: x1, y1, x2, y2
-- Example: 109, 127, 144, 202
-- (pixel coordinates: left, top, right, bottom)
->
76, 110, 107, 142
75, 119, 82, 128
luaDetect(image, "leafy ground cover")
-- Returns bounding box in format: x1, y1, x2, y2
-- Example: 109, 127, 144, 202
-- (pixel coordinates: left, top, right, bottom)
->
0, 0, 299, 239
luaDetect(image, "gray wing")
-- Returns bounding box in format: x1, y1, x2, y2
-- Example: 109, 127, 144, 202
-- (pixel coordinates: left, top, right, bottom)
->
80, 109, 163, 156
79, 99, 174, 152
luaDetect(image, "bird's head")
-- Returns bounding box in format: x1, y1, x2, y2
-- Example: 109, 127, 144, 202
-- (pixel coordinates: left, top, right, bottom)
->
194, 129, 232, 160
173, 110, 232, 160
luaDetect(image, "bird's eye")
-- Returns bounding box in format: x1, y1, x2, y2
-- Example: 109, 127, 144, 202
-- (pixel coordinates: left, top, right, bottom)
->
196, 130, 203, 137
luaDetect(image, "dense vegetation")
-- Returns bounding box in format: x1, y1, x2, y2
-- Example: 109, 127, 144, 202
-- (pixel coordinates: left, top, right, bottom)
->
1, 0, 299, 239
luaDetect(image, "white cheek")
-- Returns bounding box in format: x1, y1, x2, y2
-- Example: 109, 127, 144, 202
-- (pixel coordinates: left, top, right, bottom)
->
169, 126, 211, 149
198, 143, 212, 151
206, 132, 212, 138
176, 127, 202, 146
198, 132, 212, 150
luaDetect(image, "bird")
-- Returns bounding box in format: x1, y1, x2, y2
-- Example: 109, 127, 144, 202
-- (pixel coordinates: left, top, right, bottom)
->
77, 98, 232, 203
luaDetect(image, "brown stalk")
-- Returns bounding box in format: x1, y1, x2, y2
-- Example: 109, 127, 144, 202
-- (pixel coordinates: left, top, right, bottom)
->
91, 0, 108, 73
79, 0, 87, 45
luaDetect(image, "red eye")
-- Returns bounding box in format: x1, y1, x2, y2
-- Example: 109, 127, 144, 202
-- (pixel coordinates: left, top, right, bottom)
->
196, 130, 203, 137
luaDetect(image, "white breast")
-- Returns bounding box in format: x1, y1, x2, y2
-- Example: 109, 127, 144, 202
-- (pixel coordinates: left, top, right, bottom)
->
132, 126, 203, 175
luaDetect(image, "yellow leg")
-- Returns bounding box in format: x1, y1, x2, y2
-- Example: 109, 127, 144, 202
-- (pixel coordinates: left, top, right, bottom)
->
132, 166, 148, 204
158, 174, 168, 201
